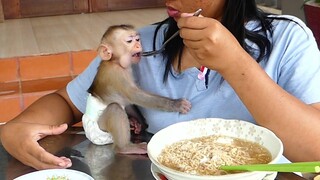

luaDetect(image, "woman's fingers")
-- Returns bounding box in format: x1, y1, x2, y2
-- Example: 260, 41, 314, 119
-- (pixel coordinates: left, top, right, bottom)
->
35, 123, 68, 140
1, 122, 71, 170
28, 123, 71, 169
177, 13, 246, 72
178, 16, 220, 46
178, 14, 208, 30
24, 149, 72, 170
27, 141, 72, 169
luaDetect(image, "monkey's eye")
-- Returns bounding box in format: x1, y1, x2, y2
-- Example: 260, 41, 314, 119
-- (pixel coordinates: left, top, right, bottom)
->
126, 36, 134, 43
126, 34, 140, 43
135, 35, 140, 42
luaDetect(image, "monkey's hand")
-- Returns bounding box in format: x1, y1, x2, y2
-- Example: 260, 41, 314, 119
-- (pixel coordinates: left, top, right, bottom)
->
173, 98, 192, 114
116, 143, 147, 155
129, 117, 142, 134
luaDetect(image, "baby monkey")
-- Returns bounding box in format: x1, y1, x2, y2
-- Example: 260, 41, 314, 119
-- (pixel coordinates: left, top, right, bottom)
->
87, 24, 191, 154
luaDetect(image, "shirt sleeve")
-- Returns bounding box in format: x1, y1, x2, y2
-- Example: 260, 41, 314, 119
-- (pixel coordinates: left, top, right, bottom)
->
66, 56, 102, 113
269, 16, 320, 104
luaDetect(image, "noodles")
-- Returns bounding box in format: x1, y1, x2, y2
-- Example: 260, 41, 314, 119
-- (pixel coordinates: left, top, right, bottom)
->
158, 135, 271, 176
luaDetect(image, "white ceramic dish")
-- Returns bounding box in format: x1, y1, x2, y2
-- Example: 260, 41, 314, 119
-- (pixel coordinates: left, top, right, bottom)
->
14, 169, 94, 180
147, 118, 283, 180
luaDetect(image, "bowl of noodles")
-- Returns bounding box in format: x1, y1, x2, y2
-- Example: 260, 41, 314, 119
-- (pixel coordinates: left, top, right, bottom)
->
147, 118, 283, 180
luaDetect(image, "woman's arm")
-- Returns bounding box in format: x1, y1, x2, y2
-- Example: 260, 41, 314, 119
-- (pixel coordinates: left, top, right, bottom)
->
0, 87, 83, 170
220, 53, 320, 161
178, 14, 320, 162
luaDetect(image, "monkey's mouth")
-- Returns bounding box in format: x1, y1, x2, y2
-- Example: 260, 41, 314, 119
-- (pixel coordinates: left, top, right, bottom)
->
132, 52, 141, 58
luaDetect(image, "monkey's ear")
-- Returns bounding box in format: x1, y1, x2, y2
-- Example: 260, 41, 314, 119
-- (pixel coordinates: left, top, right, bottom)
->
99, 44, 112, 61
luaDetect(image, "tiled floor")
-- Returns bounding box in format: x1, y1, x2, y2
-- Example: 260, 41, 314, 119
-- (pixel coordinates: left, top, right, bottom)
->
0, 8, 167, 58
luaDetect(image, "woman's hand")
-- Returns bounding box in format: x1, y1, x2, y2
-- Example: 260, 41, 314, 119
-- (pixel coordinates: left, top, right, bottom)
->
0, 122, 72, 170
177, 13, 250, 73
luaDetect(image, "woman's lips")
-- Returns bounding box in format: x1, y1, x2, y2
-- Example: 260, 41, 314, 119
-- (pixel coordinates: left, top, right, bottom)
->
167, 7, 180, 17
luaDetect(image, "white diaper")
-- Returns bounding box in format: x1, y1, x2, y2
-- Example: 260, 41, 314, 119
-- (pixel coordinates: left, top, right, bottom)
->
82, 93, 113, 145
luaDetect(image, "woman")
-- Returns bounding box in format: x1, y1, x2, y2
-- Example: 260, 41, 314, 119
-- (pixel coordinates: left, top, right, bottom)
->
1, 0, 320, 170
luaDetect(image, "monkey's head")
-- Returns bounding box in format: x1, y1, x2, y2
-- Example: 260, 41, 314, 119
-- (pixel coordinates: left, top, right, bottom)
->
98, 25, 142, 69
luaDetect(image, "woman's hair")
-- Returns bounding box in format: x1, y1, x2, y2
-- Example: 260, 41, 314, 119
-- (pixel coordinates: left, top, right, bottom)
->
153, 0, 280, 83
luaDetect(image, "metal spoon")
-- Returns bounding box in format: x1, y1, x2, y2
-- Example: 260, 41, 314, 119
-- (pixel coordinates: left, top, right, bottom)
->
141, 8, 203, 57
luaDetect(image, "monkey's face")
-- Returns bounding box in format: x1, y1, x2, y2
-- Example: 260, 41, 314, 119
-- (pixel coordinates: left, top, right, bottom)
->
116, 29, 142, 68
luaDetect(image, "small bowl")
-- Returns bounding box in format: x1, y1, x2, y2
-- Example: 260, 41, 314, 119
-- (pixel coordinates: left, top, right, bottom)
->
147, 118, 283, 180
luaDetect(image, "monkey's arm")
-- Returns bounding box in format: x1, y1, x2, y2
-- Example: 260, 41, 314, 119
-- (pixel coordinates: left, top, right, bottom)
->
95, 63, 191, 113
107, 66, 192, 114
122, 80, 192, 114
130, 90, 192, 114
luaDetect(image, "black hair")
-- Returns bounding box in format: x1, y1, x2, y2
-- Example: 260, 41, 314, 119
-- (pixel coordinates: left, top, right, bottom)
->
152, 0, 285, 83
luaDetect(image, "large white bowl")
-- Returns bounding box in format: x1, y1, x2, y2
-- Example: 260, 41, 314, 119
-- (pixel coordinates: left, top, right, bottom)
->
147, 118, 283, 180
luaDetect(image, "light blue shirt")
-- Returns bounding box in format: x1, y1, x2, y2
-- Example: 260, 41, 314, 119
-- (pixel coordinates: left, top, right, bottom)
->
67, 15, 320, 134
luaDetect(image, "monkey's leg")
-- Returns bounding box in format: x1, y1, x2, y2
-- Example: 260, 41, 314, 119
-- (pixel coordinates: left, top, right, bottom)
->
98, 103, 147, 154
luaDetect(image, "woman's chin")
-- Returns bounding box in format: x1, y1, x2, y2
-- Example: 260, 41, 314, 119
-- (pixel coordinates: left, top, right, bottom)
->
172, 16, 179, 21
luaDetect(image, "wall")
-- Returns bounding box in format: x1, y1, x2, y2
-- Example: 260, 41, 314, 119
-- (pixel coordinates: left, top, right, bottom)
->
281, 0, 306, 22
0, 0, 3, 22
256, 0, 282, 9
0, 0, 165, 19
0, 50, 97, 123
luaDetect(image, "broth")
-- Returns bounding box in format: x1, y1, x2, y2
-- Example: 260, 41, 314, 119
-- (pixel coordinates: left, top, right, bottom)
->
158, 135, 272, 176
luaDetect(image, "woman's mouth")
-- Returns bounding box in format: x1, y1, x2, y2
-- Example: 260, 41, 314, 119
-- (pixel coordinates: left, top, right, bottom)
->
167, 7, 180, 18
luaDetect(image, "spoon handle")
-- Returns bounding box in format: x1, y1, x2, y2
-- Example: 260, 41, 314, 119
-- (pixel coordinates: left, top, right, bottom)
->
220, 161, 320, 173
162, 8, 202, 47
